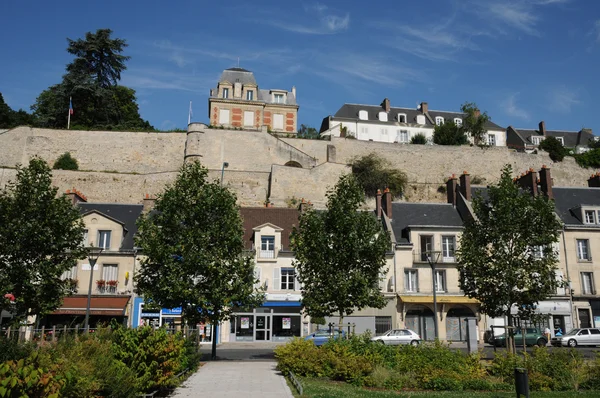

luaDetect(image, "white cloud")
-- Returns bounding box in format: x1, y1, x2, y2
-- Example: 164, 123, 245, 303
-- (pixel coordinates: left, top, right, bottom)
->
547, 86, 580, 113
501, 94, 530, 120
122, 68, 214, 92
264, 3, 349, 35
593, 20, 600, 42
487, 3, 540, 37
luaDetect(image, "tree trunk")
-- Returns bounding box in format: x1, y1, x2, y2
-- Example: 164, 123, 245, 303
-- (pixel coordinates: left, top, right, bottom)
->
211, 321, 218, 360
338, 312, 344, 339
507, 313, 514, 355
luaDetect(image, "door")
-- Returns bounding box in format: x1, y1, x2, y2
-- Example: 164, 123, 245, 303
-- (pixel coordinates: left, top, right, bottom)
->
255, 315, 271, 341
577, 329, 590, 345
579, 309, 592, 328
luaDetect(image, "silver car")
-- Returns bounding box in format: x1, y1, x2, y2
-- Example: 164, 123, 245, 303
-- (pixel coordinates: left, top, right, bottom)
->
371, 329, 421, 346
551, 328, 600, 347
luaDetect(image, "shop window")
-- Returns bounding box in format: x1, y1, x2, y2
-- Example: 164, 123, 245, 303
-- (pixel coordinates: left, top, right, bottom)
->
272, 315, 301, 341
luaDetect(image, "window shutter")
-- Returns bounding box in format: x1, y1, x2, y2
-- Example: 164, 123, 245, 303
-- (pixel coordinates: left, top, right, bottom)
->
254, 266, 262, 289
294, 269, 301, 291
273, 268, 280, 291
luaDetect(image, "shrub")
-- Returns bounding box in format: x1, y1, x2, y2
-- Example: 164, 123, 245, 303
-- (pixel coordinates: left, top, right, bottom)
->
433, 121, 468, 146
53, 152, 79, 170
0, 351, 65, 397
275, 338, 328, 377
539, 136, 568, 162
575, 148, 600, 168
350, 153, 408, 198
411, 133, 427, 144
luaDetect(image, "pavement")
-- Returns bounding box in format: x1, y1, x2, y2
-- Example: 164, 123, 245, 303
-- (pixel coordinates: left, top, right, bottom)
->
170, 361, 294, 398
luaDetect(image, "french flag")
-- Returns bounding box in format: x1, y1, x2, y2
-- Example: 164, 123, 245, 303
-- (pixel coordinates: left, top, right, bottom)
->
69, 97, 74, 115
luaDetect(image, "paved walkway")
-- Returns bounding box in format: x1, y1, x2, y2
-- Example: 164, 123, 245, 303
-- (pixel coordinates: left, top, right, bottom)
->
171, 361, 294, 398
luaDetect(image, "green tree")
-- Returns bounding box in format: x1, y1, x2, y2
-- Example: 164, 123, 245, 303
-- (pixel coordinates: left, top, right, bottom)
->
0, 158, 87, 322
575, 148, 600, 168
457, 165, 562, 351
134, 161, 264, 359
291, 174, 391, 328
410, 133, 427, 144
53, 152, 79, 170
539, 136, 568, 162
297, 124, 321, 139
433, 120, 468, 145
460, 102, 490, 145
0, 93, 35, 128
350, 153, 407, 198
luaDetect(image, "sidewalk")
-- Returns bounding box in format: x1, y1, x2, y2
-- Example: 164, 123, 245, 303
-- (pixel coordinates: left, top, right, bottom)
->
171, 361, 294, 398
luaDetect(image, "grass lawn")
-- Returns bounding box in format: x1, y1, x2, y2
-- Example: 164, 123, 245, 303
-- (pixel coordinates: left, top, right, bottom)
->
290, 378, 599, 398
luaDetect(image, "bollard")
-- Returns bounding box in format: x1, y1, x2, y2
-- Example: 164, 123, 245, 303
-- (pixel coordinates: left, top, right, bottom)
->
514, 367, 529, 398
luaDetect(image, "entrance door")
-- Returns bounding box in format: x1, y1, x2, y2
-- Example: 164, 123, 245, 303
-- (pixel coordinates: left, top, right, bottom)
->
255, 315, 271, 341
579, 309, 592, 328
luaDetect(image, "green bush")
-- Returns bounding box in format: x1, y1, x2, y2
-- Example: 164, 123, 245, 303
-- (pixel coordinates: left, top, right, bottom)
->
350, 153, 408, 198
539, 137, 568, 162
575, 148, 600, 168
0, 351, 65, 398
411, 133, 427, 144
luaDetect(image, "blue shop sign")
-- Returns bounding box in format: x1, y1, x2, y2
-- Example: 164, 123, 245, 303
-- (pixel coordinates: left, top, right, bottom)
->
162, 307, 182, 315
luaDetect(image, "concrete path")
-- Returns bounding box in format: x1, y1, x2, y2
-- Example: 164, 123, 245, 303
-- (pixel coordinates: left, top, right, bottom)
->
171, 361, 294, 398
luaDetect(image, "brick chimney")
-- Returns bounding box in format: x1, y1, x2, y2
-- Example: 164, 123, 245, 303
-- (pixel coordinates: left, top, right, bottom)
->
459, 171, 471, 201
299, 198, 313, 213
446, 174, 458, 206
420, 102, 428, 114
65, 188, 87, 205
538, 165, 553, 199
382, 188, 392, 219
381, 98, 390, 113
539, 121, 547, 136
588, 172, 600, 188
376, 189, 382, 218
516, 168, 538, 196
143, 193, 156, 212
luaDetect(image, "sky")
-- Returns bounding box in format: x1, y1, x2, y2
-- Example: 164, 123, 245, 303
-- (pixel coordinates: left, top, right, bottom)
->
1, 0, 599, 132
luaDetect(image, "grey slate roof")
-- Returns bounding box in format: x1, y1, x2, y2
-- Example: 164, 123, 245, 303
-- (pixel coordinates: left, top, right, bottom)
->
389, 203, 464, 243
218, 67, 257, 85
552, 187, 600, 226
258, 89, 297, 106
331, 103, 504, 130
514, 128, 594, 148
79, 203, 143, 250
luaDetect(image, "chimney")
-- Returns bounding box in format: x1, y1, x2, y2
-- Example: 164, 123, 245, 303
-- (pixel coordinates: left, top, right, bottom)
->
381, 98, 390, 113
473, 109, 481, 118
516, 168, 538, 196
539, 121, 547, 136
382, 188, 392, 219
143, 193, 156, 212
538, 165, 553, 199
376, 189, 382, 219
299, 198, 313, 213
446, 174, 458, 206
588, 172, 600, 188
291, 86, 296, 99
420, 102, 428, 114
459, 171, 472, 201
65, 188, 87, 205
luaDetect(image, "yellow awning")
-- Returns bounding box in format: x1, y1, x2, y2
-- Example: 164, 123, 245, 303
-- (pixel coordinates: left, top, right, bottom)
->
398, 295, 479, 304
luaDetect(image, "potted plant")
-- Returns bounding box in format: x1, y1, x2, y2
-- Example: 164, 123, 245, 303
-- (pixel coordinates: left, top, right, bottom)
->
106, 280, 118, 293
96, 279, 106, 292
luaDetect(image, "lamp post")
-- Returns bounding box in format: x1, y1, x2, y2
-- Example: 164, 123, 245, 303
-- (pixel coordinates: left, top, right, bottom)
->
84, 246, 103, 332
220, 162, 229, 186
426, 251, 442, 340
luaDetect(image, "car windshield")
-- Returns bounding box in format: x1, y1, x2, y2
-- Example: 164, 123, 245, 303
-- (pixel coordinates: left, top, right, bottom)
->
563, 329, 580, 336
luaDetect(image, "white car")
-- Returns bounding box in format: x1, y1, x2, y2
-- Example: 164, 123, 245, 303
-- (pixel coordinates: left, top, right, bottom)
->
371, 329, 421, 346
551, 328, 600, 347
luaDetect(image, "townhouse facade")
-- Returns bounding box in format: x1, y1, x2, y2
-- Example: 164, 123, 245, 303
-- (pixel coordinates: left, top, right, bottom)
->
506, 121, 594, 154
208, 67, 299, 134
320, 99, 506, 147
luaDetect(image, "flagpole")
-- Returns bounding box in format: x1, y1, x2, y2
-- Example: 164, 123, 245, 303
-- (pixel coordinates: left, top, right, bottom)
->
67, 96, 72, 130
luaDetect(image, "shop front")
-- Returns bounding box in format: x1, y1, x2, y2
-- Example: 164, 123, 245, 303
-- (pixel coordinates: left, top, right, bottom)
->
511, 300, 573, 337
45, 295, 130, 328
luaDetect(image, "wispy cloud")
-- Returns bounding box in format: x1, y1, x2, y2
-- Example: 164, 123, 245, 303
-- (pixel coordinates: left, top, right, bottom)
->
122, 67, 214, 92
592, 20, 600, 42
487, 3, 540, 37
264, 3, 349, 35
501, 94, 530, 120
547, 86, 580, 113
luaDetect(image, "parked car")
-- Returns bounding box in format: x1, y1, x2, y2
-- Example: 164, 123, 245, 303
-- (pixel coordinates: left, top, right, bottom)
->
493, 327, 547, 347
304, 329, 346, 346
370, 329, 421, 346
551, 328, 600, 347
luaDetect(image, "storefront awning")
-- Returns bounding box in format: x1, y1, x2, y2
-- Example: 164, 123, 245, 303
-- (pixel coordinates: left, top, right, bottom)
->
398, 295, 479, 304
52, 296, 130, 316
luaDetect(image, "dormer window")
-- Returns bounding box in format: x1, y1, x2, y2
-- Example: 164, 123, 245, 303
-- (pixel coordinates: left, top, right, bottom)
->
454, 118, 462, 127
398, 113, 407, 123
246, 90, 254, 101
274, 93, 284, 104
378, 112, 388, 122
585, 210, 596, 224
260, 236, 275, 258
416, 115, 426, 125
358, 110, 368, 120
531, 136, 543, 145
222, 88, 229, 99
435, 116, 444, 126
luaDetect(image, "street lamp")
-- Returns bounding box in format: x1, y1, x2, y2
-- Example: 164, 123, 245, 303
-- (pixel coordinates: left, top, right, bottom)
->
84, 246, 103, 332
426, 250, 442, 340
220, 162, 229, 186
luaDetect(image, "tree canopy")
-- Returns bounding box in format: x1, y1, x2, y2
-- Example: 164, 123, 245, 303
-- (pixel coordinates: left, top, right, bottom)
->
0, 93, 35, 129
134, 160, 264, 359
0, 158, 87, 322
291, 174, 391, 326
539, 136, 568, 162
350, 153, 407, 198
297, 124, 322, 139
457, 165, 562, 326
31, 29, 153, 131
433, 120, 468, 145
460, 102, 490, 145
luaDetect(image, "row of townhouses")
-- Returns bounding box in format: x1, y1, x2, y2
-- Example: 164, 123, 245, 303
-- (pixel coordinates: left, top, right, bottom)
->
209, 67, 594, 153
3, 166, 597, 344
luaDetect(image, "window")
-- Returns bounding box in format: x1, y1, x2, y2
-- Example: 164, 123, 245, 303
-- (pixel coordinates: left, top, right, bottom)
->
222, 88, 229, 99
532, 245, 544, 259
273, 114, 284, 130
246, 90, 254, 101
488, 134, 496, 146
378, 112, 388, 122
219, 109, 230, 125
83, 229, 89, 246
420, 235, 433, 261
243, 111, 254, 127
61, 264, 78, 280
260, 236, 275, 258
98, 230, 111, 250
556, 137, 564, 145
102, 264, 118, 281
280, 268, 295, 290
441, 236, 455, 262
434, 270, 446, 292
380, 128, 388, 136
454, 118, 462, 127
360, 126, 369, 137
397, 130, 409, 143
398, 113, 407, 123
274, 93, 284, 104
581, 272, 595, 294
585, 210, 596, 224
416, 115, 426, 125
405, 269, 418, 292
531, 136, 543, 145
577, 239, 591, 261
435, 116, 444, 126
375, 316, 392, 336
358, 110, 368, 120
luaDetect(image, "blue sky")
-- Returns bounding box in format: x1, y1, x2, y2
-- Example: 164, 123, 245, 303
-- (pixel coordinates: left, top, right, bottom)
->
1, 0, 599, 132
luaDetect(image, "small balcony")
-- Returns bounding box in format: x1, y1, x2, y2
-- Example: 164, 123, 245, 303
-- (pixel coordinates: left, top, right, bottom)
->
96, 280, 119, 294
413, 252, 457, 264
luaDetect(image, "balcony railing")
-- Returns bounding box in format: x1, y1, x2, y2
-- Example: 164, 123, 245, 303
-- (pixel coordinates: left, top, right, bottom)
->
413, 252, 457, 264
259, 250, 275, 259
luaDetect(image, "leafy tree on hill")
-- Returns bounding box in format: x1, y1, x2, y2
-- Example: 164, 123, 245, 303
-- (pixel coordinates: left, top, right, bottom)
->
460, 102, 490, 145
350, 153, 407, 198
433, 120, 468, 145
0, 93, 35, 129
539, 136, 568, 162
31, 29, 153, 130
297, 124, 322, 139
